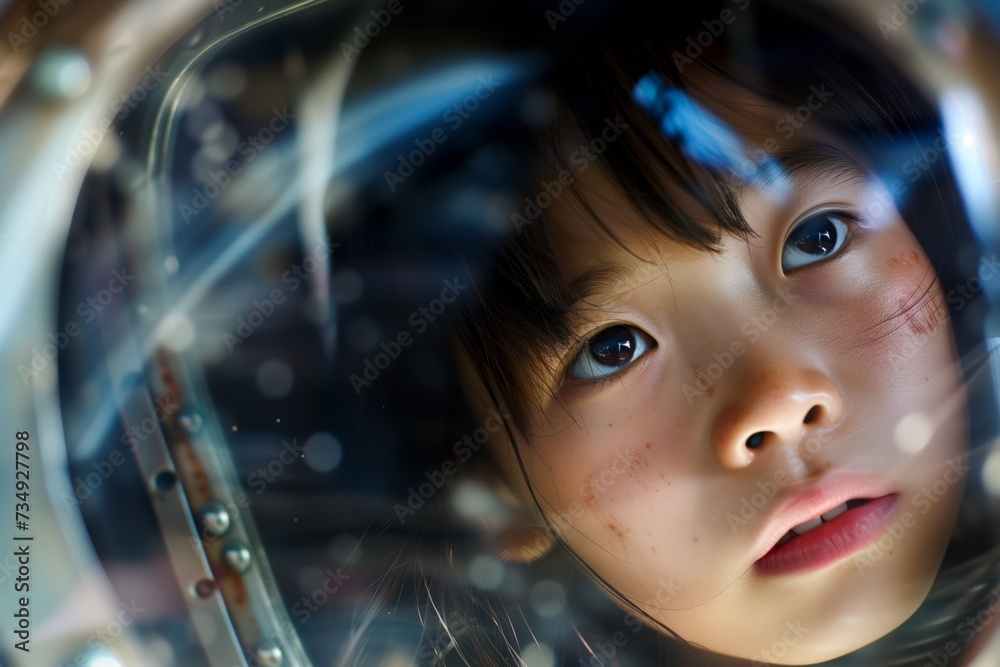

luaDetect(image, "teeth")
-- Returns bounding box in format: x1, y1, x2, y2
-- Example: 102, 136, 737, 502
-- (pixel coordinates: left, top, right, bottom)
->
777, 531, 796, 547
821, 503, 848, 521
773, 500, 866, 549
790, 502, 851, 536
790, 517, 823, 535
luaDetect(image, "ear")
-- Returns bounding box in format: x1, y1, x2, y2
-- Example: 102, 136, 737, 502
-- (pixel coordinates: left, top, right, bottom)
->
486, 474, 558, 564
491, 522, 558, 564
451, 341, 557, 563
455, 456, 557, 564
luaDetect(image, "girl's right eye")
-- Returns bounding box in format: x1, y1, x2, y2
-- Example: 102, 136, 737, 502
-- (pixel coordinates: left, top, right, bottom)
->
569, 325, 656, 382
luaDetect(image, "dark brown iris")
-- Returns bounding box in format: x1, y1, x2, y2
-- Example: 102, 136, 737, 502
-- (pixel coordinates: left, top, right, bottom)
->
588, 326, 636, 367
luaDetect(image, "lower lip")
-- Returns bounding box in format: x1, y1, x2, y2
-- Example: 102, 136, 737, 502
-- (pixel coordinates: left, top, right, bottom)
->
754, 494, 900, 576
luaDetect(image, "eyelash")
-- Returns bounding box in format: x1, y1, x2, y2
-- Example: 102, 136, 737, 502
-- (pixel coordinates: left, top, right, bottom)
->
569, 372, 618, 393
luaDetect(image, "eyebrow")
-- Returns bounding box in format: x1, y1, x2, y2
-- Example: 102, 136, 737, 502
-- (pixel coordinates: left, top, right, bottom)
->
568, 254, 649, 311
737, 141, 869, 196
564, 142, 868, 308
566, 249, 681, 329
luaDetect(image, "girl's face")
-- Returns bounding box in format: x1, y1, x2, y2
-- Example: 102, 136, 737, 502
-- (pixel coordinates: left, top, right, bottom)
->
498, 85, 969, 664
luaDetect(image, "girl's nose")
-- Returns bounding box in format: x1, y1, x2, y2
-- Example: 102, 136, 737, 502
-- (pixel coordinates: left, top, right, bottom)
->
712, 368, 846, 470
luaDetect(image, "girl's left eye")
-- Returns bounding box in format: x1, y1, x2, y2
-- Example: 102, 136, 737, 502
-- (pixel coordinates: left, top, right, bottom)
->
569, 325, 656, 382
781, 213, 855, 271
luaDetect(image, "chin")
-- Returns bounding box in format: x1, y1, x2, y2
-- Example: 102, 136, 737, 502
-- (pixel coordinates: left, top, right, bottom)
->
748, 552, 942, 664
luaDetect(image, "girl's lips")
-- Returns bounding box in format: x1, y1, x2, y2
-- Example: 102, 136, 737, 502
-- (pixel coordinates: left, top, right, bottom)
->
753, 493, 900, 576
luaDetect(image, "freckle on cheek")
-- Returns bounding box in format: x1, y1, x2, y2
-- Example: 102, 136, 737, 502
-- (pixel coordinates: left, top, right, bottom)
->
580, 451, 650, 506
607, 518, 627, 541
887, 249, 920, 268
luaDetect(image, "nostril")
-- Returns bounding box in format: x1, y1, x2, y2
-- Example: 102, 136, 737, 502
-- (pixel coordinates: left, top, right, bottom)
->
746, 432, 766, 449
804, 406, 821, 424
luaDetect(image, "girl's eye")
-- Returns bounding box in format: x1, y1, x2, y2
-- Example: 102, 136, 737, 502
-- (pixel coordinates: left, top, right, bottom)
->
781, 213, 853, 271
569, 325, 656, 382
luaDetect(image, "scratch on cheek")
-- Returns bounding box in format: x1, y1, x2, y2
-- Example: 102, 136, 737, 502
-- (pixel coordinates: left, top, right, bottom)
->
884, 246, 947, 337
897, 290, 944, 336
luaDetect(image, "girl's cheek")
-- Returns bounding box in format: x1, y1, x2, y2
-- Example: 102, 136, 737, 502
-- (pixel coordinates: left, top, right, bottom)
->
841, 231, 949, 373
555, 447, 658, 554
883, 247, 948, 342
883, 247, 947, 338
580, 448, 650, 505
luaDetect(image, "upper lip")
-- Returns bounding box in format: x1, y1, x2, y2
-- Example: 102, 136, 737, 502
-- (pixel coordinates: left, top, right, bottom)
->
750, 473, 896, 562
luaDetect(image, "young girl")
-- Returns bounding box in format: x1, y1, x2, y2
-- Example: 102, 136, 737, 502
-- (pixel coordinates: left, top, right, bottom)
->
447, 1, 1000, 664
